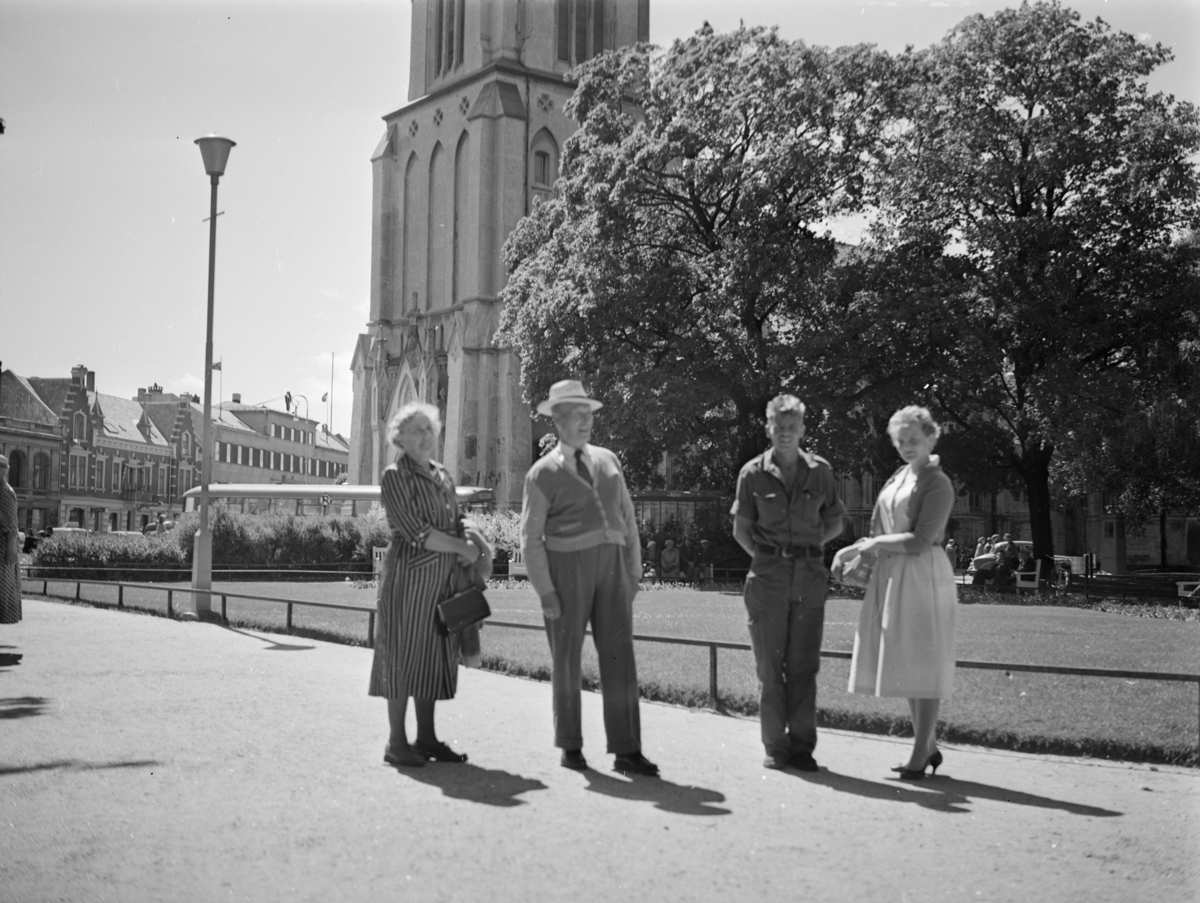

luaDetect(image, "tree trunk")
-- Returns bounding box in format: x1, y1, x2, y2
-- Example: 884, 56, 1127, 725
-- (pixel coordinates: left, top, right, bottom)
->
1019, 442, 1056, 569
1160, 508, 1168, 568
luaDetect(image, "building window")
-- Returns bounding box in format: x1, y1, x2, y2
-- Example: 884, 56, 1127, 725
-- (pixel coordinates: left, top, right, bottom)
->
6, 451, 23, 488
558, 0, 606, 65
73, 411, 87, 442
534, 151, 550, 186
32, 453, 49, 490
431, 0, 465, 77
182, 433, 190, 458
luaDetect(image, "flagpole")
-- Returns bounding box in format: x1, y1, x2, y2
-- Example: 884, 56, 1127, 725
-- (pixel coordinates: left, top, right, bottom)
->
329, 352, 335, 431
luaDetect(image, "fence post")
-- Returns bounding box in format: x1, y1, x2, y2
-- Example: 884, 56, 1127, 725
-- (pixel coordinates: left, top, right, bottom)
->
221, 594, 228, 625
118, 584, 124, 609
167, 589, 173, 618
75, 582, 81, 601
709, 645, 719, 708
368, 611, 375, 648
287, 603, 293, 632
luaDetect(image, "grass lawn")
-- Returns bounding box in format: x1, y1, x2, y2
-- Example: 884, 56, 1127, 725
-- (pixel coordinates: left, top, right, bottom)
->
33, 577, 1200, 766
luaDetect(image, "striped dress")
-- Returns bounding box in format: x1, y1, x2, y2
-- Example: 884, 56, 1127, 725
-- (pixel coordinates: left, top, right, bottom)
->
0, 481, 21, 624
368, 455, 460, 700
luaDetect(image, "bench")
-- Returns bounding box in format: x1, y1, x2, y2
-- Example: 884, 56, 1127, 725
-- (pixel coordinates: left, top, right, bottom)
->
1015, 560, 1042, 596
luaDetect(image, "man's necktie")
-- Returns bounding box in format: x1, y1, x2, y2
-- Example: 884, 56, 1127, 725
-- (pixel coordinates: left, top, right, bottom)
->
574, 448, 593, 486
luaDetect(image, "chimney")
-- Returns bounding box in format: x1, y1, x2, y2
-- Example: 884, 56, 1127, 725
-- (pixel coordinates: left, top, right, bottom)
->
232, 393, 241, 404
86, 370, 95, 391
71, 364, 88, 385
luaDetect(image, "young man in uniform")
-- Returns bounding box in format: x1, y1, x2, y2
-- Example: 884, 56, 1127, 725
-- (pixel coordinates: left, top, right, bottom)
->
732, 395, 845, 771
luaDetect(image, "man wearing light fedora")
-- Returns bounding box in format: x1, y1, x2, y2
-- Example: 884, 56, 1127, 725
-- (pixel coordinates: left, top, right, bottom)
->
519, 379, 658, 776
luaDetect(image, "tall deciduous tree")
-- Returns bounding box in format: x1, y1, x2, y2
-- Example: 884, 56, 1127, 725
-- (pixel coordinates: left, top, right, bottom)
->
498, 25, 900, 487
876, 0, 1200, 562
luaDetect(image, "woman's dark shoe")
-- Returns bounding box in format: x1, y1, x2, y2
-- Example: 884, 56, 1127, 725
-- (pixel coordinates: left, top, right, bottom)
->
613, 752, 660, 777
413, 739, 468, 763
895, 750, 943, 780
561, 749, 588, 770
384, 744, 426, 768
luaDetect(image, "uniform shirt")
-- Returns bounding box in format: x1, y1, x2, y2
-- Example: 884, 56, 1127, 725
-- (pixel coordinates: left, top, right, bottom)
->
731, 447, 846, 550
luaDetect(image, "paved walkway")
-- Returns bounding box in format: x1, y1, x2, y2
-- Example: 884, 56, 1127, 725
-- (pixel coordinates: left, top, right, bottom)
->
2, 599, 1197, 903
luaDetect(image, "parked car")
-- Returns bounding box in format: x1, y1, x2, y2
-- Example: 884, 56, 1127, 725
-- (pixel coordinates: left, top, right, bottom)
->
967, 540, 1072, 582
142, 522, 176, 536
50, 526, 92, 536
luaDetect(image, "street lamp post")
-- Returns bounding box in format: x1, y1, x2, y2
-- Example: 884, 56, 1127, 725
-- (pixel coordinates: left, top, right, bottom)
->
190, 134, 236, 620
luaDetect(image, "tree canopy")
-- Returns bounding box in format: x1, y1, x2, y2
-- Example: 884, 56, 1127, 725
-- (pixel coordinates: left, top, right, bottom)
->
871, 0, 1200, 558
497, 25, 901, 487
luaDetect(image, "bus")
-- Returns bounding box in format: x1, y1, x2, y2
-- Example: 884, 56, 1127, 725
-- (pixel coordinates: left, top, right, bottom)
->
181, 483, 495, 517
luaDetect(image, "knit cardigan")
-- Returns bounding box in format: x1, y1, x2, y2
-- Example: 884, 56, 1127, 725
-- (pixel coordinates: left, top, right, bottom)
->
868, 456, 955, 553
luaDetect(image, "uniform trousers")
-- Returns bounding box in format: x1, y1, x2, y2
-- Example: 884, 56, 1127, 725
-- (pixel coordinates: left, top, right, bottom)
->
543, 542, 642, 755
743, 554, 828, 757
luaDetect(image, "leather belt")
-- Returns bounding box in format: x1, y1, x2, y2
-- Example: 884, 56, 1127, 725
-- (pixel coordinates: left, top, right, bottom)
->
754, 542, 823, 559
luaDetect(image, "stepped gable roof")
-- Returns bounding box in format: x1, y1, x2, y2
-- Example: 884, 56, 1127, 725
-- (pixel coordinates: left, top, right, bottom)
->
25, 377, 73, 419
89, 392, 169, 448
0, 371, 59, 426
191, 400, 256, 434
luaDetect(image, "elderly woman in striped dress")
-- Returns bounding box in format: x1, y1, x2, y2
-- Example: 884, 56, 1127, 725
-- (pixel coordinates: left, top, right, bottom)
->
369, 402, 480, 768
0, 455, 21, 625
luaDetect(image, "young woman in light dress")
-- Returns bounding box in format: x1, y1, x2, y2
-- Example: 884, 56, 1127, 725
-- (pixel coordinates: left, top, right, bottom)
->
834, 406, 957, 780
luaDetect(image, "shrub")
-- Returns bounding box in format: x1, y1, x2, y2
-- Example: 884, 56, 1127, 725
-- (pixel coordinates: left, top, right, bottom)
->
29, 531, 189, 581
467, 510, 521, 555
171, 503, 379, 569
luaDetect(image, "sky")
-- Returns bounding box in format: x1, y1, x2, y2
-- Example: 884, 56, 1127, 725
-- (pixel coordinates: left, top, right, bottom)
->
2, 0, 1197, 440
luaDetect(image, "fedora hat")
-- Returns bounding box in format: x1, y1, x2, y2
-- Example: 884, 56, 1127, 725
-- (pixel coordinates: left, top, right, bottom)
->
536, 379, 604, 417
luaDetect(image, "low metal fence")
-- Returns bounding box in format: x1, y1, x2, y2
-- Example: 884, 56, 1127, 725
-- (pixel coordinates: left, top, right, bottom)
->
27, 575, 1200, 759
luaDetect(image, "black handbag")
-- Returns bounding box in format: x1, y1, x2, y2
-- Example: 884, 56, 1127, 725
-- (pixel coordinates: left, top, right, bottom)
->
436, 584, 491, 635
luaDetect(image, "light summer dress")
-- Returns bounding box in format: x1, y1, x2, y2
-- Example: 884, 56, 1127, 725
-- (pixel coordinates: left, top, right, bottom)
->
849, 462, 957, 699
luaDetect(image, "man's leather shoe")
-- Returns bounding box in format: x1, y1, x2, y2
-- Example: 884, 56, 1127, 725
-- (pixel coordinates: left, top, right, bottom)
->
790, 751, 819, 772
560, 749, 588, 770
613, 752, 659, 777
763, 753, 790, 770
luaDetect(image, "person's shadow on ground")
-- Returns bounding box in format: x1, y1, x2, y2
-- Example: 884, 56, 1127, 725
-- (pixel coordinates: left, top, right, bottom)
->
396, 762, 548, 807
0, 644, 22, 668
0, 696, 50, 719
795, 768, 1121, 817
582, 769, 730, 816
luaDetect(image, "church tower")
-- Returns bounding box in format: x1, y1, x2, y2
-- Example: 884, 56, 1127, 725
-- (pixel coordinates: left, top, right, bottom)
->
349, 0, 650, 506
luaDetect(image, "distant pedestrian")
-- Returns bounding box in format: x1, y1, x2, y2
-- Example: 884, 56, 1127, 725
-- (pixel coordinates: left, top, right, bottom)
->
732, 394, 845, 771
155, 513, 167, 535
974, 536, 988, 559
0, 456, 22, 625
520, 380, 658, 776
369, 402, 481, 768
944, 538, 957, 569
659, 540, 681, 581
680, 538, 699, 583
834, 406, 956, 780
697, 540, 715, 583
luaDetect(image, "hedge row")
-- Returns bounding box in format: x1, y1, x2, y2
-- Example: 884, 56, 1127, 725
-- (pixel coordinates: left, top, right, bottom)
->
27, 504, 524, 582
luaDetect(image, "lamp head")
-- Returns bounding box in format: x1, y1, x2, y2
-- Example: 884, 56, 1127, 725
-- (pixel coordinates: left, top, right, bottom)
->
195, 134, 236, 176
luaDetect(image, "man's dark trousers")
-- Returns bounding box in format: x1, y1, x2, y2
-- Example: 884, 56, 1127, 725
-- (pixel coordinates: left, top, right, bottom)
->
743, 553, 828, 757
